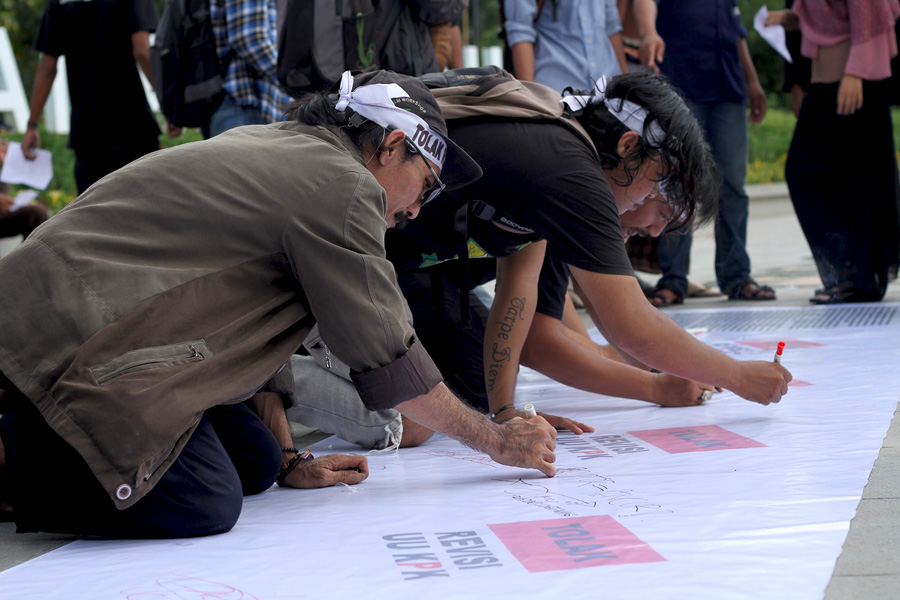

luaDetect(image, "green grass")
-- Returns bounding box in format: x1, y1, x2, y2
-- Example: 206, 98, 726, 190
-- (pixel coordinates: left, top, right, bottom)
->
747, 106, 900, 184
746, 106, 796, 185
9, 107, 900, 210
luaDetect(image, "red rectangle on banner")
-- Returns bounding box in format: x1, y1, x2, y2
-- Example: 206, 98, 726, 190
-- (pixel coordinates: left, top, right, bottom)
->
627, 425, 767, 453
488, 515, 664, 572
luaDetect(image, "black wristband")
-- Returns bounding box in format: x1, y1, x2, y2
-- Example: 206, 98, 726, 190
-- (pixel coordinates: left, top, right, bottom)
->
281, 447, 299, 454
490, 404, 515, 420
27, 121, 38, 130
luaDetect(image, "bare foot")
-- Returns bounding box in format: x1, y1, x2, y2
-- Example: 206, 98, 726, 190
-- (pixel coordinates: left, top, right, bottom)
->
399, 415, 434, 448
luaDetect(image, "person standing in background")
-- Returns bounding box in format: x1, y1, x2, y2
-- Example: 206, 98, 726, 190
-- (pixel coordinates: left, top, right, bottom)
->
770, 0, 900, 304
207, 0, 292, 137
634, 0, 776, 306
0, 136, 47, 244
504, 0, 628, 91
21, 0, 161, 194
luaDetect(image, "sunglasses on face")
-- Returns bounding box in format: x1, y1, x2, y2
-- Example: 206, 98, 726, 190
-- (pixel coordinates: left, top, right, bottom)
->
405, 140, 445, 204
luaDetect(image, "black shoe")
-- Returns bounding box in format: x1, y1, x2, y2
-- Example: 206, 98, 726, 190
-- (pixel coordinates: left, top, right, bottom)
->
810, 286, 879, 304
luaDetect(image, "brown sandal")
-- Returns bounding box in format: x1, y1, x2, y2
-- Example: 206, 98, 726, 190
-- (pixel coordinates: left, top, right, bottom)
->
727, 281, 776, 301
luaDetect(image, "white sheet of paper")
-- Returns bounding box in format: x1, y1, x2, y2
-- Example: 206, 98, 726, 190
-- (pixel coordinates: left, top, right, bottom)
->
0, 141, 53, 190
1, 303, 898, 599
10, 189, 38, 212
754, 5, 793, 63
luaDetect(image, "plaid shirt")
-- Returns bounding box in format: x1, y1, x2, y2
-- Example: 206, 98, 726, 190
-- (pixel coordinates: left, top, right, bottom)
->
211, 0, 292, 123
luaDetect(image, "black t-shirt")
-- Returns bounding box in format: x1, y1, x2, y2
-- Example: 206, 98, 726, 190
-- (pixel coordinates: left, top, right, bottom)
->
35, 0, 160, 152
387, 118, 633, 318
537, 248, 576, 320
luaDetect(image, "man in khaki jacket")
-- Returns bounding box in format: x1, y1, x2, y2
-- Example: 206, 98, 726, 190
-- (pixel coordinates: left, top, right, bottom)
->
0, 71, 557, 539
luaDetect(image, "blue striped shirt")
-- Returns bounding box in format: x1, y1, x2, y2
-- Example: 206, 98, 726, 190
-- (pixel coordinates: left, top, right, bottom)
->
504, 0, 623, 93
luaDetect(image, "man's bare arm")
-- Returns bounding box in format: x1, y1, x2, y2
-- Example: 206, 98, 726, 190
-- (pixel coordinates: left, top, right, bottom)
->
632, 0, 664, 72
23, 54, 58, 159
484, 241, 545, 416
510, 42, 536, 82
250, 391, 367, 488
522, 312, 710, 406
571, 267, 791, 405
132, 31, 153, 81
396, 382, 558, 476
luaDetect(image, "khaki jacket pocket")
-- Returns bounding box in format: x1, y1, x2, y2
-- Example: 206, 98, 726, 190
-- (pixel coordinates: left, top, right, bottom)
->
91, 340, 212, 385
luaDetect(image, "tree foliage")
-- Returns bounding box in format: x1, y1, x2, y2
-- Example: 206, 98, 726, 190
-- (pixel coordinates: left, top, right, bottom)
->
0, 0, 45, 92
739, 0, 788, 104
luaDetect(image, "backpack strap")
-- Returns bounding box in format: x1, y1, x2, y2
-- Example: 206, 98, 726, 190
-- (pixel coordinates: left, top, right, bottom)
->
220, 47, 235, 76
431, 70, 599, 162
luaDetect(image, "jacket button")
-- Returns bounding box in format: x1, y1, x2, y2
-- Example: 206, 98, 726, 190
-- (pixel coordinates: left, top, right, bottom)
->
116, 484, 132, 500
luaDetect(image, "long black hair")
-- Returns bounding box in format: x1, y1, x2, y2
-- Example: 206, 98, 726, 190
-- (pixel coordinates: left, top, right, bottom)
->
567, 71, 719, 230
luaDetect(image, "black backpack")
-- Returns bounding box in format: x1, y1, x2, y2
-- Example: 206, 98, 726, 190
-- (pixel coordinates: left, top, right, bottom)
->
151, 0, 234, 127
276, 0, 440, 97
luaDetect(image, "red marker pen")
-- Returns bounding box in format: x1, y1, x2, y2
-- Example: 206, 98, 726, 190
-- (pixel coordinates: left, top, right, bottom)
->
774, 341, 785, 364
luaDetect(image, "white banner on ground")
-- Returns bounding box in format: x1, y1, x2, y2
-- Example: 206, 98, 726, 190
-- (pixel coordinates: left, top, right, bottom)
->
1, 304, 898, 599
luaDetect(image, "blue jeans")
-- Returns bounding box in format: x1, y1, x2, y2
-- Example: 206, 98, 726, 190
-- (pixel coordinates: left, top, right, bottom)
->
207, 95, 267, 138
657, 101, 752, 296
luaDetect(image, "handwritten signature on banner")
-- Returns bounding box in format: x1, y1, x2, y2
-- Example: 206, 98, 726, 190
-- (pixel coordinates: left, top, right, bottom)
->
121, 575, 302, 600
498, 467, 674, 520
424, 449, 500, 468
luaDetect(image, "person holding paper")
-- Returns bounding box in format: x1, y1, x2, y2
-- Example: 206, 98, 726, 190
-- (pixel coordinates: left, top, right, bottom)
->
21, 0, 161, 194
0, 138, 47, 245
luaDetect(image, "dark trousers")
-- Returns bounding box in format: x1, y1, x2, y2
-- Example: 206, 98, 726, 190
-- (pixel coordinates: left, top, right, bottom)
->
656, 101, 752, 296
398, 264, 493, 412
74, 137, 159, 194
0, 205, 49, 241
785, 80, 899, 299
0, 374, 281, 538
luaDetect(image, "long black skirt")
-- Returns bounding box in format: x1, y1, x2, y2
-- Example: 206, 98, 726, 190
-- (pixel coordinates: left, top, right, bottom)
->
785, 79, 899, 301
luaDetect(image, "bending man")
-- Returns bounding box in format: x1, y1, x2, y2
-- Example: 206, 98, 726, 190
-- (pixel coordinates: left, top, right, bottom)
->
0, 70, 557, 539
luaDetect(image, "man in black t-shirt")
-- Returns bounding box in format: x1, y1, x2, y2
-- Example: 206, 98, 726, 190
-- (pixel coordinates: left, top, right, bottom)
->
287, 72, 793, 450
22, 0, 161, 194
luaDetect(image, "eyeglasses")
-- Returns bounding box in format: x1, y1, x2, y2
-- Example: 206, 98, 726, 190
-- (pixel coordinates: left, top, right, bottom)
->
406, 141, 445, 204
656, 179, 690, 232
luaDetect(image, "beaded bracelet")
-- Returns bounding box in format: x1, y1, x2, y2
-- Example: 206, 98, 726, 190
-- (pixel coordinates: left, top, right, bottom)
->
277, 448, 313, 487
